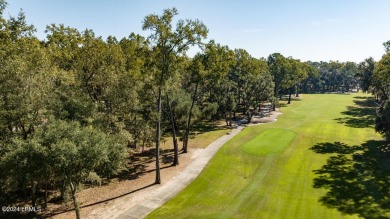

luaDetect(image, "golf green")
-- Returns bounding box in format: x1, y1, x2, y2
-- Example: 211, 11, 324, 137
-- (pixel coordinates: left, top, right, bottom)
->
147, 93, 382, 219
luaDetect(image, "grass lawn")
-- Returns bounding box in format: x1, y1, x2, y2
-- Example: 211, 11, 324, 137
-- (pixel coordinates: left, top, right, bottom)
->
147, 93, 382, 219
161, 121, 231, 150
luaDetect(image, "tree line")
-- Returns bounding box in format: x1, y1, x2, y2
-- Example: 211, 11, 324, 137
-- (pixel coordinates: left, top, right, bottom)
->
360, 40, 390, 139
0, 2, 366, 218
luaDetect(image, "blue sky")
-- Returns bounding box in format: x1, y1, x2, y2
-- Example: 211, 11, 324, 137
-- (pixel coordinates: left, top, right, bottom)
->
4, 0, 390, 62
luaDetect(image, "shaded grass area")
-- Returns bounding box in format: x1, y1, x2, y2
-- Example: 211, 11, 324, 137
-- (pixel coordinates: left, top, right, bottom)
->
120, 124, 231, 181
334, 96, 377, 128
147, 93, 382, 219
311, 141, 390, 218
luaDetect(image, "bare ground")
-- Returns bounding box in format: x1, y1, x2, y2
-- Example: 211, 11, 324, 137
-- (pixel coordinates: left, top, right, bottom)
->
46, 149, 202, 219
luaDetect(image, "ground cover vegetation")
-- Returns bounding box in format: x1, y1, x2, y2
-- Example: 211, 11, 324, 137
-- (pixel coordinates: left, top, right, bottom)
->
147, 94, 383, 219
147, 42, 390, 218
1, 0, 389, 218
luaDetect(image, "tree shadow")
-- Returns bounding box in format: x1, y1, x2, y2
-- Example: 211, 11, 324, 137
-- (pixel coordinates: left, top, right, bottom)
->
278, 102, 288, 108
117, 148, 178, 181
335, 96, 377, 128
191, 120, 224, 134
310, 140, 390, 218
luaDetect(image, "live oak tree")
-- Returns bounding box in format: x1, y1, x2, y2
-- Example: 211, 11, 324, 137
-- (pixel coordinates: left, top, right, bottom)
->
267, 53, 290, 110
301, 61, 360, 94
142, 8, 208, 183
372, 53, 390, 101
233, 50, 274, 122
357, 57, 375, 93
36, 120, 125, 219
373, 49, 390, 139
286, 58, 309, 103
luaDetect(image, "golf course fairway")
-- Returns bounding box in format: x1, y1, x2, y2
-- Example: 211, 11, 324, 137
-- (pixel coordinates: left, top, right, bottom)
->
147, 93, 382, 219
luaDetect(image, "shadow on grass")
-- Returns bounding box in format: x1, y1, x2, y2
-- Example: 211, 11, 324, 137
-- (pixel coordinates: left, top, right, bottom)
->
278, 103, 288, 108
117, 148, 178, 181
190, 120, 225, 137
310, 140, 390, 218
335, 96, 377, 128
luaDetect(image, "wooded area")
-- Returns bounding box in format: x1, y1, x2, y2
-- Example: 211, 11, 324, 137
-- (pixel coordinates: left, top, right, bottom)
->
1, 1, 389, 218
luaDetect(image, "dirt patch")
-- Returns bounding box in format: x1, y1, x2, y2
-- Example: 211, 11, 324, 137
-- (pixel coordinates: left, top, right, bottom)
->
250, 110, 283, 125
46, 149, 202, 219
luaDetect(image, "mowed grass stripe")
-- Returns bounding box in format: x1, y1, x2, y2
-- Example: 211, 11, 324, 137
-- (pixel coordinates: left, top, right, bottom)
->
241, 128, 297, 155
147, 94, 381, 219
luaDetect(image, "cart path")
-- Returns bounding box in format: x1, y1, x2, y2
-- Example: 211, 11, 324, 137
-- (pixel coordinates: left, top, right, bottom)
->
115, 126, 245, 219
114, 109, 282, 219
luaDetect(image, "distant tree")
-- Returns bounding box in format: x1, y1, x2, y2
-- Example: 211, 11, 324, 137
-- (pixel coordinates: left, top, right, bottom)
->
142, 8, 208, 183
357, 57, 375, 93
340, 62, 359, 92
384, 40, 390, 53
267, 53, 290, 110
372, 53, 390, 101
300, 61, 320, 93
234, 50, 273, 122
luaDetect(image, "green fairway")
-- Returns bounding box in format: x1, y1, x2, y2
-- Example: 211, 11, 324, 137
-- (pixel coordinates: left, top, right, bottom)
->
147, 94, 382, 219
241, 128, 297, 155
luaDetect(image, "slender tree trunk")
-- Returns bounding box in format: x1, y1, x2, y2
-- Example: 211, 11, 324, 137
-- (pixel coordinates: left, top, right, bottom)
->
288, 88, 292, 104
31, 179, 36, 208
183, 83, 198, 153
225, 114, 229, 126
155, 87, 162, 184
44, 179, 48, 208
247, 112, 251, 123
60, 179, 66, 202
69, 180, 80, 219
166, 93, 179, 166
229, 111, 232, 126
272, 97, 276, 111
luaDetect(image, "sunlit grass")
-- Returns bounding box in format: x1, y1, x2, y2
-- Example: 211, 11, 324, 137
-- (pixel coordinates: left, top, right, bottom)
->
147, 93, 381, 219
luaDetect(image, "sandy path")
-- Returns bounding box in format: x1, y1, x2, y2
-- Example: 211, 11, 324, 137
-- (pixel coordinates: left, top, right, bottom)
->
114, 126, 245, 219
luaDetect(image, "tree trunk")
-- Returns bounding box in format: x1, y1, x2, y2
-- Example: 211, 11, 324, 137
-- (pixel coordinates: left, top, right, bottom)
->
69, 180, 80, 219
60, 179, 66, 202
247, 112, 251, 123
166, 93, 179, 166
44, 179, 48, 208
155, 87, 162, 184
272, 97, 276, 111
225, 114, 229, 126
183, 83, 198, 153
288, 89, 292, 104
31, 179, 36, 208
